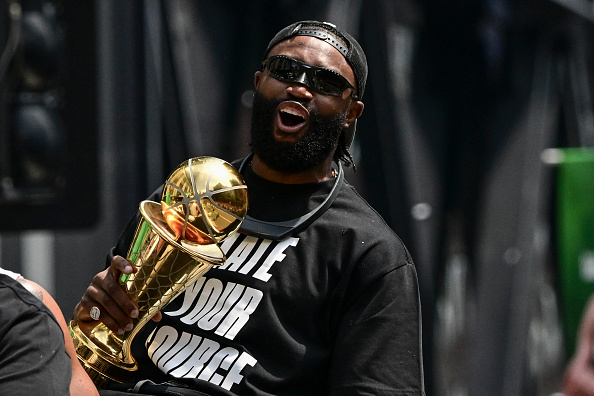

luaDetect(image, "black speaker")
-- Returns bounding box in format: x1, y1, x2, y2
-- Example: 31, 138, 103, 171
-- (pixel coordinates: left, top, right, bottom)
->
0, 0, 98, 230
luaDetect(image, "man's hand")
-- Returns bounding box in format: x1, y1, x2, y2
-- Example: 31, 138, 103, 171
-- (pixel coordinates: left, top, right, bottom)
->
73, 255, 161, 335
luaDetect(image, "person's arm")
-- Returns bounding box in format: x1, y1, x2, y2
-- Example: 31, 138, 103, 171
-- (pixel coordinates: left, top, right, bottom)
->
564, 295, 594, 395
18, 278, 99, 396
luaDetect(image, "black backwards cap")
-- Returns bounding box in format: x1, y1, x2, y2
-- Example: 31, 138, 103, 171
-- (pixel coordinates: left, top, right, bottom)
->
263, 20, 368, 100
263, 21, 367, 149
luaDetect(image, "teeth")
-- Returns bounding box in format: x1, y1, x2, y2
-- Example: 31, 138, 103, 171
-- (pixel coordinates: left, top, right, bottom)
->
281, 108, 303, 117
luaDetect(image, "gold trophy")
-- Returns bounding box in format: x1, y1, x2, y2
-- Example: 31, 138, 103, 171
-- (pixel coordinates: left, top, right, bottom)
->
69, 157, 248, 387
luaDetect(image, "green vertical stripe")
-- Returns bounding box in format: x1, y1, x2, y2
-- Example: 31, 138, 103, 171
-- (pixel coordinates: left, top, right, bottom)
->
557, 148, 594, 356
121, 219, 152, 284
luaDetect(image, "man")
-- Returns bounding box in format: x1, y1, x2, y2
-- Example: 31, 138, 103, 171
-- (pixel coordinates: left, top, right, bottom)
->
0, 267, 98, 395
74, 20, 425, 395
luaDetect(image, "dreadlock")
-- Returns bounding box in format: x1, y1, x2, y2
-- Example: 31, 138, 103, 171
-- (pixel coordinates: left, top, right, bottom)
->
334, 132, 356, 172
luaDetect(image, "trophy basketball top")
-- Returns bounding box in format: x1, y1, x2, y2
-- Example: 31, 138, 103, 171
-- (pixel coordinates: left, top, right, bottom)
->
161, 156, 249, 247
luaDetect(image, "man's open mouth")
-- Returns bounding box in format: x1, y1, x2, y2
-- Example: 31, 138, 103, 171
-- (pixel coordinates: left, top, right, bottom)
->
277, 102, 308, 133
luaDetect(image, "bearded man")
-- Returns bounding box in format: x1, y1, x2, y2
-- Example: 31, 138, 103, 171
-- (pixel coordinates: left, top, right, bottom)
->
73, 20, 425, 396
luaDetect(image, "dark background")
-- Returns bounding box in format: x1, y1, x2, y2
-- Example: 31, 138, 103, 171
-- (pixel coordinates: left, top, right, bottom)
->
2, 1, 594, 394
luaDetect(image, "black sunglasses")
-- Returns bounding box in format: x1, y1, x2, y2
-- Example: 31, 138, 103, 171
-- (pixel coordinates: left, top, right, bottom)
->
262, 55, 358, 99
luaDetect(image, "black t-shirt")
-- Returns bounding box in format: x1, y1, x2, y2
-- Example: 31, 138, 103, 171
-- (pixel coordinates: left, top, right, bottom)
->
0, 272, 72, 396
105, 161, 425, 395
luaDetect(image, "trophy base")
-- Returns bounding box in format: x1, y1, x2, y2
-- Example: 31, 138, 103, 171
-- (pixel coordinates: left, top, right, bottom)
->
69, 320, 137, 387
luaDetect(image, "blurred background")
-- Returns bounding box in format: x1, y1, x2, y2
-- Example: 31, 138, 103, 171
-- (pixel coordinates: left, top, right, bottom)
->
1, 0, 594, 394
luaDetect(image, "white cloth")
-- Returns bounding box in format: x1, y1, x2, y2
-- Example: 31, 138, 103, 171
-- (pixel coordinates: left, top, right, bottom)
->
0, 267, 22, 280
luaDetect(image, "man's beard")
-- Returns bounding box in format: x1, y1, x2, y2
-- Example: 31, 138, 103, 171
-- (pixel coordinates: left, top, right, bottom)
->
249, 91, 346, 173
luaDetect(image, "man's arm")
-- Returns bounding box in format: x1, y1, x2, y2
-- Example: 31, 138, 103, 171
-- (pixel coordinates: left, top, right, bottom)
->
18, 278, 99, 396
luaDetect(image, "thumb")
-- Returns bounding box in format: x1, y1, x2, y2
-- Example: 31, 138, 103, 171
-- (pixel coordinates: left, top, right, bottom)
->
152, 311, 163, 322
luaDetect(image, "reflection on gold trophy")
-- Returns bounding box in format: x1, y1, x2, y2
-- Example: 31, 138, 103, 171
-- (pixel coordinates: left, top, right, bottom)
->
69, 157, 248, 387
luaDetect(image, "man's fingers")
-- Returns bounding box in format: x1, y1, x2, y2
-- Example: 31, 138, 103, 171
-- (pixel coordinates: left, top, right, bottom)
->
107, 256, 140, 318
110, 255, 136, 280
103, 275, 138, 316
73, 259, 140, 334
94, 283, 137, 332
73, 256, 164, 335
75, 277, 130, 333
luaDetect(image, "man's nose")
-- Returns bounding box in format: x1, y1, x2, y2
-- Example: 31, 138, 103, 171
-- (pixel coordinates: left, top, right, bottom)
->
286, 72, 313, 99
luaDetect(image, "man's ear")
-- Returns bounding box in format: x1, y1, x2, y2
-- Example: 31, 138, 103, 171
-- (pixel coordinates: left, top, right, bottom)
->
344, 100, 364, 130
254, 71, 263, 90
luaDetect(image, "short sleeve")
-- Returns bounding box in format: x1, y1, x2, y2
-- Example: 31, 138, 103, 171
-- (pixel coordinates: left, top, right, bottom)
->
329, 263, 425, 395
